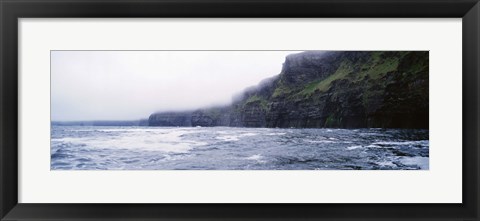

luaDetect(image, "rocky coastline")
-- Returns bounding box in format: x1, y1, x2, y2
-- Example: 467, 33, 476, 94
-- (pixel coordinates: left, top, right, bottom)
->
149, 51, 429, 129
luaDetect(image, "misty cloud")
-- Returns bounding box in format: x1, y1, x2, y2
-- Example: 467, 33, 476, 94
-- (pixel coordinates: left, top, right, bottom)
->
51, 51, 302, 121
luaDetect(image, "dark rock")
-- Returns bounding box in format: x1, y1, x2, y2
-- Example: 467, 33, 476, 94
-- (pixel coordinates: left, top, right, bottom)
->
148, 51, 429, 129
148, 111, 192, 126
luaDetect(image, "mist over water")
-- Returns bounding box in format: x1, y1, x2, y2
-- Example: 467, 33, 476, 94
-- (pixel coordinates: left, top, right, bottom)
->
51, 126, 429, 170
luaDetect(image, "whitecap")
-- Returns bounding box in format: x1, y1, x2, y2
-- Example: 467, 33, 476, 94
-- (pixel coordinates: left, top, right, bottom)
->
359, 133, 382, 136
246, 154, 263, 160
265, 132, 287, 136
346, 145, 363, 150
307, 140, 335, 143
377, 161, 396, 167
373, 140, 429, 146
365, 144, 382, 148
52, 129, 203, 153
216, 135, 240, 141
216, 132, 258, 141
245, 154, 266, 163
400, 156, 429, 169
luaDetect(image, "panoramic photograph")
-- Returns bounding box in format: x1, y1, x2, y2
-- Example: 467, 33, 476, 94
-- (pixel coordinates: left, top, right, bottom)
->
51, 50, 429, 170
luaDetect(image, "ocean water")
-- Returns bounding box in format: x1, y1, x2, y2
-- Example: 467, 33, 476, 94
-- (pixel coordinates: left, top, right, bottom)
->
51, 126, 429, 170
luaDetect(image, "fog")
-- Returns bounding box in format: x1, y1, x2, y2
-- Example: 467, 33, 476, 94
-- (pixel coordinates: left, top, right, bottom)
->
51, 51, 302, 121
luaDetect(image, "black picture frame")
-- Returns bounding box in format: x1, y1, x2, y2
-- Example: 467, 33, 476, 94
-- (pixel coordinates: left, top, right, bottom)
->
1, 0, 479, 220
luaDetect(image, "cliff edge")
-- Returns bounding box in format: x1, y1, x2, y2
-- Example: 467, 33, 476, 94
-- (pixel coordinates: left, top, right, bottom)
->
149, 51, 429, 129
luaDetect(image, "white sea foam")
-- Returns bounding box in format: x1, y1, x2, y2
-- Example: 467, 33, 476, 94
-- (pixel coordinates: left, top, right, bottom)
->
93, 128, 159, 132
265, 132, 286, 136
52, 128, 205, 153
246, 154, 263, 160
307, 140, 335, 143
373, 140, 429, 146
216, 132, 258, 141
377, 161, 395, 167
216, 135, 240, 141
365, 144, 382, 148
346, 145, 363, 150
359, 132, 382, 136
245, 154, 266, 163
400, 156, 429, 169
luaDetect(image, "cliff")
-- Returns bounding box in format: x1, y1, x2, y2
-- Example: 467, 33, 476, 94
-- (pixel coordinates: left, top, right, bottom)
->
149, 51, 429, 129
148, 111, 192, 126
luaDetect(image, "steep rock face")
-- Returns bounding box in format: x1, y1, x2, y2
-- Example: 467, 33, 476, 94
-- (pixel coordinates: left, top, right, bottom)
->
260, 51, 428, 128
149, 51, 429, 129
148, 112, 192, 126
191, 108, 230, 127
241, 101, 267, 127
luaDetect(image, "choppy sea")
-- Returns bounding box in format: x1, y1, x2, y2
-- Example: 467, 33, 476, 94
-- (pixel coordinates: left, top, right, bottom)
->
51, 126, 429, 170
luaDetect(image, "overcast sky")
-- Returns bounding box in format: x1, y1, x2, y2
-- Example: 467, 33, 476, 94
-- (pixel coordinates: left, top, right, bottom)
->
51, 51, 302, 121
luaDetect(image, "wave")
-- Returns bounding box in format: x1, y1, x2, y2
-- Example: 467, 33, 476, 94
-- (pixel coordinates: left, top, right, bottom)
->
52, 129, 206, 153
51, 126, 429, 170
373, 140, 429, 146
216, 132, 258, 141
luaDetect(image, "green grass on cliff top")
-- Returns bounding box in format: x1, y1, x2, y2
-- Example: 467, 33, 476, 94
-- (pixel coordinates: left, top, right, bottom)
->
244, 94, 268, 110
245, 94, 262, 104
297, 52, 402, 98
272, 82, 292, 98
299, 61, 354, 96
361, 56, 400, 80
